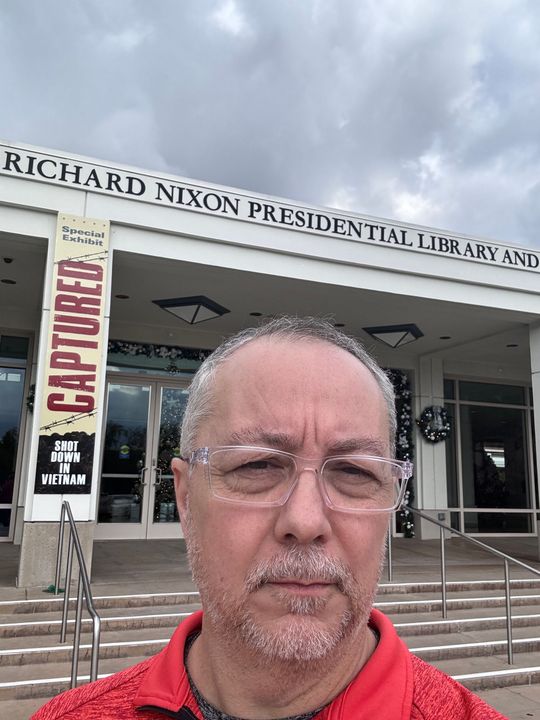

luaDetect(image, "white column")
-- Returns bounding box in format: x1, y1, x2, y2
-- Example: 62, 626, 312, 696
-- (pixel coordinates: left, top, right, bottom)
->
17, 215, 113, 586
416, 356, 449, 539
529, 323, 540, 558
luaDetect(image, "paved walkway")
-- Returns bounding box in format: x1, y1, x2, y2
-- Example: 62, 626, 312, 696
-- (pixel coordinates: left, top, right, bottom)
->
1, 535, 540, 596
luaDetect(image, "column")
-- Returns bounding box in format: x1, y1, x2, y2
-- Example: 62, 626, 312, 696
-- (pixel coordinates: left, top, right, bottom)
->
529, 323, 540, 559
17, 214, 112, 587
415, 356, 450, 539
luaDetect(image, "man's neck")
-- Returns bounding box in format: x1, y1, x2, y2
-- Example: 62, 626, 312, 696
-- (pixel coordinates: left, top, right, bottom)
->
186, 618, 377, 719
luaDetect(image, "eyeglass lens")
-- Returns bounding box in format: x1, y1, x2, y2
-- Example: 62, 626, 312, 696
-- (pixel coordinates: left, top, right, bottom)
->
207, 447, 403, 510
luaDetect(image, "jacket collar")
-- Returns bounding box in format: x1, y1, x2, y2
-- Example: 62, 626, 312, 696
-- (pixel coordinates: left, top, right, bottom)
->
134, 609, 413, 720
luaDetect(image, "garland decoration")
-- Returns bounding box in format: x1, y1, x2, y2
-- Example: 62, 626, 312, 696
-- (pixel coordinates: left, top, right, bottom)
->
386, 370, 415, 538
108, 340, 212, 363
416, 405, 451, 443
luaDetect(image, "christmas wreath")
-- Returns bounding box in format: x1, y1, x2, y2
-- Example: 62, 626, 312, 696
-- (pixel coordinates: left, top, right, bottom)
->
416, 405, 451, 443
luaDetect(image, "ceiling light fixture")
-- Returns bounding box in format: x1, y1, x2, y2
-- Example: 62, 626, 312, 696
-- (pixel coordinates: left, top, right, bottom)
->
153, 295, 230, 325
363, 323, 423, 349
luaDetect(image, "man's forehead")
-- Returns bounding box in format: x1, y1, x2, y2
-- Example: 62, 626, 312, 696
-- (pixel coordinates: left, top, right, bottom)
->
198, 337, 389, 445
208, 337, 385, 409
215, 336, 374, 382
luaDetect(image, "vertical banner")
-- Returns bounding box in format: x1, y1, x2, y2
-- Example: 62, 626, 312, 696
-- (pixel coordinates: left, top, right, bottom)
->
34, 214, 110, 494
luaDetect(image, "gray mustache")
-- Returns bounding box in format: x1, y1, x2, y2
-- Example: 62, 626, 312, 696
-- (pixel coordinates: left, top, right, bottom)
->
245, 546, 350, 594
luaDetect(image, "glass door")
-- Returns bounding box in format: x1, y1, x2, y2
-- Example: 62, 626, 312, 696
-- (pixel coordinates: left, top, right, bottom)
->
96, 379, 189, 539
0, 367, 26, 540
96, 382, 153, 539
146, 386, 189, 539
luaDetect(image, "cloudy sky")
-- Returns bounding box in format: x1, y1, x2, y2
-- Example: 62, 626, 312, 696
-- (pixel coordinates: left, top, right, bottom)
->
1, 0, 540, 247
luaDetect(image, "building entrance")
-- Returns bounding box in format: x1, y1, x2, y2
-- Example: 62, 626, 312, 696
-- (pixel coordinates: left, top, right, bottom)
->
0, 335, 30, 542
444, 379, 537, 535
95, 378, 189, 540
0, 366, 26, 540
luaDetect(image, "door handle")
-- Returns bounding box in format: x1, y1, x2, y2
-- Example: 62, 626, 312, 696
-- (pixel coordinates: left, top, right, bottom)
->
138, 466, 148, 487
154, 467, 163, 487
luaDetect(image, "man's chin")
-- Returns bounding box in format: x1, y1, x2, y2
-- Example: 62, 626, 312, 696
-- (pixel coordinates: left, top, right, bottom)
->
270, 590, 330, 617
237, 607, 358, 664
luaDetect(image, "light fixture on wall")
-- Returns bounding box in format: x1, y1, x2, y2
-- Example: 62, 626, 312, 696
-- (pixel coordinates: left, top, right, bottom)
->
363, 323, 423, 349
153, 295, 230, 324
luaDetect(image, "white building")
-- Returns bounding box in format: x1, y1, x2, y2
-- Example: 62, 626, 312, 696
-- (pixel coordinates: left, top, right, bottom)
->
1, 141, 539, 586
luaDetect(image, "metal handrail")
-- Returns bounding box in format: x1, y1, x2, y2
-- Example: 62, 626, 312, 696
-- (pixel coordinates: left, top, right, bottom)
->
386, 522, 393, 583
387, 506, 540, 665
54, 501, 101, 687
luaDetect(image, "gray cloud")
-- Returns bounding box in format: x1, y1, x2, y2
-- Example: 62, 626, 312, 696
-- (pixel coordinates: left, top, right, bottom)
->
1, 0, 539, 246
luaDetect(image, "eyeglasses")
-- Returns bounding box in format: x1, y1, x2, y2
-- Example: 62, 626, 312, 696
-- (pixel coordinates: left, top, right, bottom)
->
183, 446, 412, 513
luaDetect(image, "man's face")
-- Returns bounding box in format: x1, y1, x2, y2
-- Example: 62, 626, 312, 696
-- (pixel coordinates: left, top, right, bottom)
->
174, 338, 391, 663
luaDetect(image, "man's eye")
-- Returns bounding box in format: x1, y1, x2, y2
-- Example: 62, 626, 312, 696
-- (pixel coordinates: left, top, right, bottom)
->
337, 464, 365, 475
331, 462, 373, 477
239, 460, 273, 471
232, 456, 288, 475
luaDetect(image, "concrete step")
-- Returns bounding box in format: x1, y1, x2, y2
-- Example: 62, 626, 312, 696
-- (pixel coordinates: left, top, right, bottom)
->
0, 590, 201, 615
455, 665, 540, 692
375, 592, 540, 614
433, 652, 540, 691
394, 611, 540, 636
411, 636, 540, 661
377, 577, 540, 595
0, 622, 174, 652
0, 620, 175, 664
0, 605, 200, 638
0, 599, 202, 624
0, 656, 130, 701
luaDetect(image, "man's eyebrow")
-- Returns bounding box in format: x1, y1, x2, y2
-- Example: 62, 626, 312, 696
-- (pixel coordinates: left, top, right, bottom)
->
227, 429, 297, 452
226, 431, 388, 457
327, 438, 389, 457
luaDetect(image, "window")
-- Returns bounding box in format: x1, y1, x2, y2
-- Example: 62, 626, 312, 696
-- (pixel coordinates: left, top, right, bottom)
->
445, 380, 534, 534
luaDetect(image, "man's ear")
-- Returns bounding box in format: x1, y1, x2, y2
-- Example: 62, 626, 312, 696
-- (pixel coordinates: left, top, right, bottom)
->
172, 457, 189, 525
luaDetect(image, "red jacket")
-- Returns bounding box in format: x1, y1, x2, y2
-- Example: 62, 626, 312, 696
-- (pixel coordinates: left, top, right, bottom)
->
32, 609, 507, 719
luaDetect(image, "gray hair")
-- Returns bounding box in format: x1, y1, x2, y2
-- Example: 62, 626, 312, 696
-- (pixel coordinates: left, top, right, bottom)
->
180, 316, 396, 456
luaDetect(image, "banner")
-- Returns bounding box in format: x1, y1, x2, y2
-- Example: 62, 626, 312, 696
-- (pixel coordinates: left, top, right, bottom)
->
34, 214, 109, 494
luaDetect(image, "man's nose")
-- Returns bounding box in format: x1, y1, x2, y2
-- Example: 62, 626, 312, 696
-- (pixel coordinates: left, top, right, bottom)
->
273, 467, 332, 545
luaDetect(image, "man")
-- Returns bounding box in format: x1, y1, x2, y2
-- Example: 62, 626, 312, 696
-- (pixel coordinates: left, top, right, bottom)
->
33, 316, 506, 719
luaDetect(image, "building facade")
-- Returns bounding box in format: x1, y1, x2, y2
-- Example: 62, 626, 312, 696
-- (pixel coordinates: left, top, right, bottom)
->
1, 141, 539, 586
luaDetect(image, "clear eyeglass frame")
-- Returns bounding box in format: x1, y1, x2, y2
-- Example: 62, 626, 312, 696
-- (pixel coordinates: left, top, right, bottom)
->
183, 445, 413, 513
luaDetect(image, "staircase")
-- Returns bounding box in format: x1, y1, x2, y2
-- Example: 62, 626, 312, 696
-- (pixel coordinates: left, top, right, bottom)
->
1, 577, 540, 719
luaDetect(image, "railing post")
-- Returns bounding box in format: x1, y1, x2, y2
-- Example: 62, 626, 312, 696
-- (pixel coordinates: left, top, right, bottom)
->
440, 525, 447, 619
71, 572, 84, 688
90, 613, 101, 682
60, 531, 74, 644
504, 559, 514, 664
54, 502, 66, 596
387, 521, 393, 583
56, 501, 101, 687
